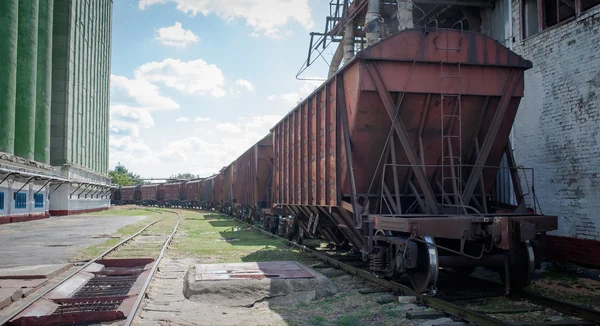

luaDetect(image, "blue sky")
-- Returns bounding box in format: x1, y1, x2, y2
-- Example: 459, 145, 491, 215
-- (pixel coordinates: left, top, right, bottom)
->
109, 0, 334, 178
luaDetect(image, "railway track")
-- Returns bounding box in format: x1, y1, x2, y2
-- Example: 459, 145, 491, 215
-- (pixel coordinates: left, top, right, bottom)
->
226, 214, 600, 326
0, 209, 181, 326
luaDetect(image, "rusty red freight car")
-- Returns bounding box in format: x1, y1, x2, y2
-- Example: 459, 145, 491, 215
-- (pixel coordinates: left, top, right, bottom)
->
232, 134, 274, 222
220, 164, 234, 214
184, 179, 203, 208
119, 185, 141, 205
163, 182, 185, 207
268, 28, 557, 293
141, 184, 160, 206
199, 175, 216, 209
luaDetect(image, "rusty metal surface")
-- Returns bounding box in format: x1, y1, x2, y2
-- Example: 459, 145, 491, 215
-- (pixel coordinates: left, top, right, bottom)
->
162, 182, 183, 202
233, 134, 273, 207
184, 180, 202, 202
119, 186, 139, 202
194, 261, 314, 281
9, 259, 154, 326
140, 184, 158, 201
199, 175, 216, 205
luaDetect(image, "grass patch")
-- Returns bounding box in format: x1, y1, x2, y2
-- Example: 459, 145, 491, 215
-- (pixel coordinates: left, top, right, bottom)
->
87, 206, 160, 217
169, 211, 307, 264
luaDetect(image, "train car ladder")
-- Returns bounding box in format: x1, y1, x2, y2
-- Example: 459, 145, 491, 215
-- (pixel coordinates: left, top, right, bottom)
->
440, 60, 466, 214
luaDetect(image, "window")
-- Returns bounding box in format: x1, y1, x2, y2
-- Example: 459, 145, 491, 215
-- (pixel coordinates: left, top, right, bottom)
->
15, 192, 26, 209
522, 0, 540, 38
0, 192, 4, 210
543, 0, 575, 28
522, 0, 599, 38
582, 0, 600, 11
35, 194, 44, 208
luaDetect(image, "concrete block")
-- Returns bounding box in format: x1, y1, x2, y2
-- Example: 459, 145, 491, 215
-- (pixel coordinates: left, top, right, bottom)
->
398, 295, 417, 303
184, 261, 339, 308
406, 311, 447, 320
420, 317, 455, 326
0, 288, 23, 309
0, 264, 71, 280
396, 303, 419, 311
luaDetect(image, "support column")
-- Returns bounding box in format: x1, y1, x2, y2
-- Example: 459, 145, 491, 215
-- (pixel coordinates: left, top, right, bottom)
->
15, 0, 39, 160
35, 0, 53, 164
0, 0, 19, 155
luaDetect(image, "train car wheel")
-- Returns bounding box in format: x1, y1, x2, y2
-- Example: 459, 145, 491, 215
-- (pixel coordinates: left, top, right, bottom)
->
499, 240, 535, 292
407, 236, 439, 293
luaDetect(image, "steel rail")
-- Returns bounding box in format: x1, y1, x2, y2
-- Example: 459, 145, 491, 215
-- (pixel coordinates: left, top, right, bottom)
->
0, 209, 166, 326
226, 215, 511, 326
464, 274, 600, 324
124, 210, 182, 326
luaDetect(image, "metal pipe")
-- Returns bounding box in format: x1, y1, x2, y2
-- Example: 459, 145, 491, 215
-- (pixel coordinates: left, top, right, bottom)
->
14, 0, 39, 160
343, 19, 355, 63
328, 41, 344, 78
365, 0, 381, 46
0, 0, 19, 155
396, 0, 414, 31
35, 0, 53, 164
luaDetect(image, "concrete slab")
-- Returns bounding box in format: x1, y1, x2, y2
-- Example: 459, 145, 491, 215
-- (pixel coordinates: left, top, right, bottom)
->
0, 279, 47, 297
0, 214, 149, 268
184, 261, 339, 307
0, 264, 71, 280
195, 261, 314, 280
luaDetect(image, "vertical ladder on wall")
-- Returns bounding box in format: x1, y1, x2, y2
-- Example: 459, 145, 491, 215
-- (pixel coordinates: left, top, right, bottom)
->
440, 60, 467, 214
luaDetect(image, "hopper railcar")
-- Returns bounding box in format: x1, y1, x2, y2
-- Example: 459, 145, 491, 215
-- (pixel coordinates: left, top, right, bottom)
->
263, 28, 557, 294
162, 181, 186, 207
184, 179, 204, 208
119, 185, 141, 205
140, 184, 161, 206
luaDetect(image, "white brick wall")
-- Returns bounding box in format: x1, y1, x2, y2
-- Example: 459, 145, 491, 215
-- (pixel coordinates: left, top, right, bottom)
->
510, 2, 600, 239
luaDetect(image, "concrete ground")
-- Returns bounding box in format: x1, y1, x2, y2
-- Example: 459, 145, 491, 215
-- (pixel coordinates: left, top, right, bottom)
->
0, 214, 149, 268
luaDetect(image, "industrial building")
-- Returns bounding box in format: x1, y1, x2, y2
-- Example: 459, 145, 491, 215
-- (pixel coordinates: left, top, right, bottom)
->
0, 0, 113, 223
305, 0, 599, 267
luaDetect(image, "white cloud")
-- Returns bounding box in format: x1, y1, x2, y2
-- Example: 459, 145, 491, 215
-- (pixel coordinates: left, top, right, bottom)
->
138, 0, 314, 38
156, 22, 199, 48
136, 58, 226, 97
176, 117, 189, 122
235, 79, 255, 92
109, 112, 283, 177
110, 74, 180, 111
280, 92, 302, 105
216, 122, 242, 133
110, 105, 155, 137
194, 116, 210, 122
266, 78, 324, 106
109, 135, 157, 170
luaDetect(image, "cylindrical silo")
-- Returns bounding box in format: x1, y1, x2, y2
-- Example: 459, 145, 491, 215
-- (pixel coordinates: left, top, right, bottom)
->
0, 0, 19, 155
35, 0, 53, 164
14, 0, 39, 160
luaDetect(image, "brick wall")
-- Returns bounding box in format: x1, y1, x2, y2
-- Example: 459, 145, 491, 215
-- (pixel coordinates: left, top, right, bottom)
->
507, 1, 600, 265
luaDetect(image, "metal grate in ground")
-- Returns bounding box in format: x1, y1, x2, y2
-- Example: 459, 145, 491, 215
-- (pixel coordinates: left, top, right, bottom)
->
72, 275, 139, 298
51, 300, 123, 314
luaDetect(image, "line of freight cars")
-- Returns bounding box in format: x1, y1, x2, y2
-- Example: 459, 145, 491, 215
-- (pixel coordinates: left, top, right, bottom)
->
111, 178, 219, 210
111, 28, 559, 295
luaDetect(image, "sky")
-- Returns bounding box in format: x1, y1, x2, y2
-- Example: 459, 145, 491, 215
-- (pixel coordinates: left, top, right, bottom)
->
109, 0, 336, 178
